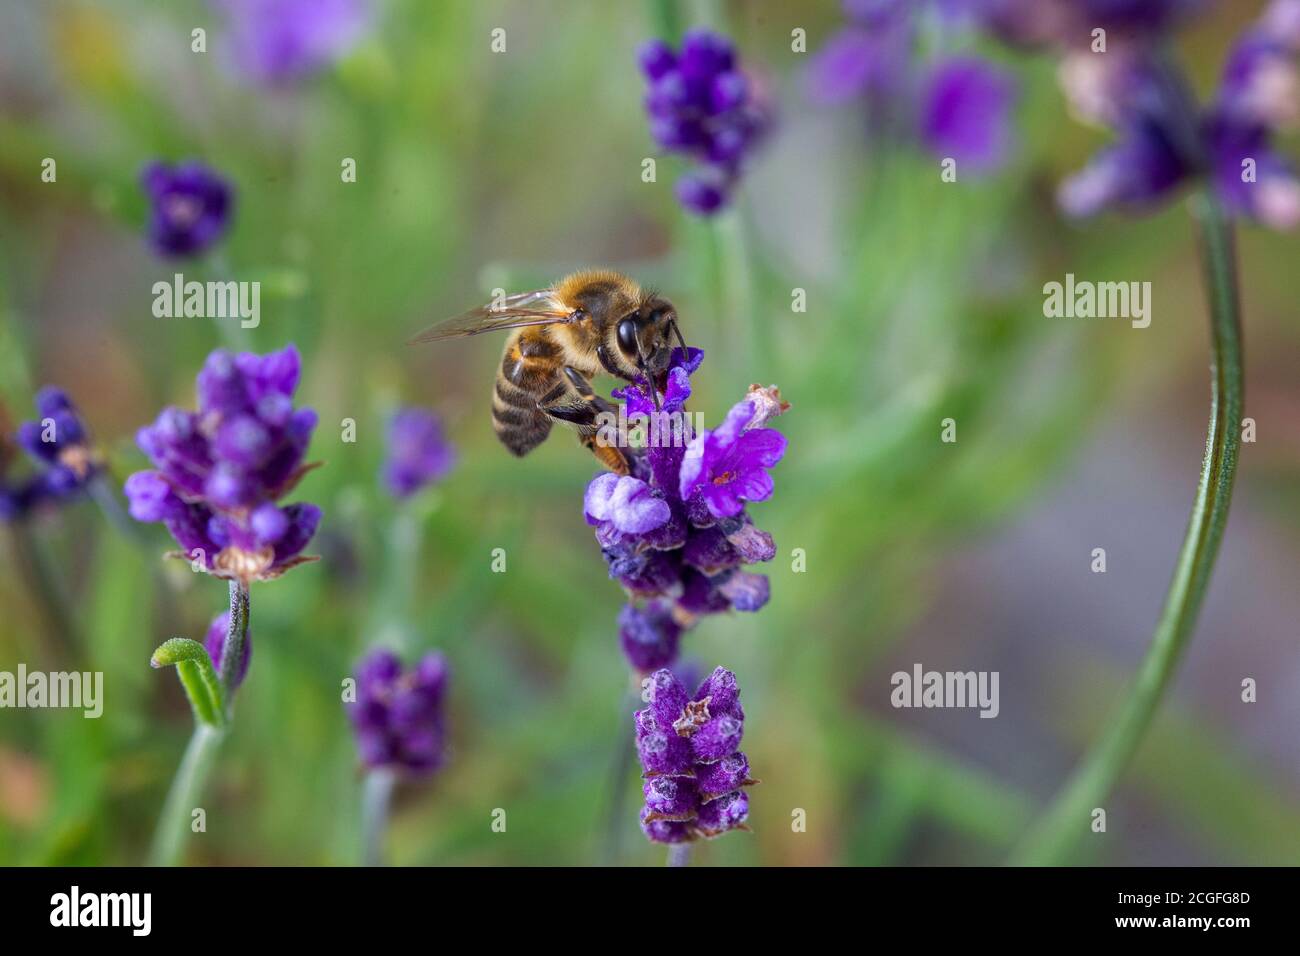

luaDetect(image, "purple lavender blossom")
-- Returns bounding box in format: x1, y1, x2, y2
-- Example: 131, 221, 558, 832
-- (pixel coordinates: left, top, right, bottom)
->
13, 387, 101, 503
619, 601, 682, 672
124, 345, 322, 584
639, 30, 772, 215
204, 611, 252, 690
976, 0, 1208, 48
383, 408, 455, 499
585, 473, 671, 545
0, 423, 40, 522
1055, 1, 1300, 229
584, 348, 787, 672
636, 666, 755, 844
679, 398, 787, 520
215, 0, 371, 86
347, 648, 449, 775
140, 161, 233, 258
807, 1, 1018, 174
920, 57, 1017, 174
806, 7, 912, 105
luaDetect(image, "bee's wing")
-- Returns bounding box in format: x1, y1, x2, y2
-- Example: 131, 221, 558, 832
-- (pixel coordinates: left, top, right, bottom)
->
407, 289, 574, 344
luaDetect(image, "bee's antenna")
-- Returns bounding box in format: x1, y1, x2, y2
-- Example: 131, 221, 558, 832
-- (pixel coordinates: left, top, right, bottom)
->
670, 319, 688, 355
635, 339, 662, 412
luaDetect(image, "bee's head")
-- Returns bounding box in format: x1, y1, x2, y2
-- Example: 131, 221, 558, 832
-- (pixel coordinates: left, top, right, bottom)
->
614, 294, 682, 385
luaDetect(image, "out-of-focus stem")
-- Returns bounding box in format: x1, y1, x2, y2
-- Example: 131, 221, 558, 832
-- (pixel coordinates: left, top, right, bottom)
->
6, 521, 78, 664
712, 207, 768, 375
667, 844, 692, 867
149, 723, 225, 866
600, 683, 643, 865
361, 768, 397, 866
1012, 190, 1244, 865
89, 473, 144, 543
646, 0, 683, 41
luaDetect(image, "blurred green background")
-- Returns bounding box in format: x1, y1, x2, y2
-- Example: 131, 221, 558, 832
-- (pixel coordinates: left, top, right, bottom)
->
0, 0, 1297, 866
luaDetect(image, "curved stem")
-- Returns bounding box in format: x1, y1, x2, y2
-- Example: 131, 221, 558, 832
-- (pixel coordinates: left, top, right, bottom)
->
1012, 190, 1244, 865
151, 581, 251, 865
149, 723, 225, 866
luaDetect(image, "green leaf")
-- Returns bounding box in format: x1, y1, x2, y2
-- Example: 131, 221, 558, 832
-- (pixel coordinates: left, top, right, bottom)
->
151, 639, 225, 728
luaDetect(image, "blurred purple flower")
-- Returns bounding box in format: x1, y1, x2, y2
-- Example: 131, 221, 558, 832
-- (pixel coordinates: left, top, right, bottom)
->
124, 345, 322, 584
807, 1, 1018, 174
806, 17, 912, 105
1056, 1, 1300, 228
920, 57, 1017, 173
636, 666, 755, 844
639, 29, 772, 215
584, 349, 787, 671
383, 408, 455, 499
13, 386, 101, 505
346, 648, 449, 775
0, 417, 45, 522
140, 161, 233, 258
204, 611, 252, 690
215, 0, 371, 86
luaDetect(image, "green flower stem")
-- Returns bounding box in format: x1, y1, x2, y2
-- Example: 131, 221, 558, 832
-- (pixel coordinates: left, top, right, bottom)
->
150, 579, 251, 865
599, 683, 643, 865
646, 0, 683, 42
1012, 190, 1244, 866
6, 521, 78, 664
666, 844, 692, 867
89, 473, 145, 544
361, 768, 397, 866
149, 722, 225, 866
711, 206, 769, 376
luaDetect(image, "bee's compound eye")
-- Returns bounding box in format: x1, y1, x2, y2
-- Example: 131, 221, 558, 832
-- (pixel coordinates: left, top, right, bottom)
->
617, 317, 639, 355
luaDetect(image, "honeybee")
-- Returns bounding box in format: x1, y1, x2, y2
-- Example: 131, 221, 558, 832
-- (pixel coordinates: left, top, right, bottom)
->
409, 270, 687, 476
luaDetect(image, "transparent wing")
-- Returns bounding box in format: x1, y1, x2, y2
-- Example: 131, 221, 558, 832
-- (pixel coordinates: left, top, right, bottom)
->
407, 289, 573, 344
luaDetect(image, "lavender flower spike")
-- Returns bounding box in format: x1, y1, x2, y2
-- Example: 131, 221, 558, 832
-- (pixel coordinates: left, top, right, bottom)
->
124, 345, 322, 584
347, 649, 450, 775
638, 29, 772, 215
637, 666, 756, 844
383, 407, 455, 499
140, 161, 233, 258
216, 0, 372, 86
806, 1, 1017, 175
586, 349, 787, 671
15, 386, 102, 503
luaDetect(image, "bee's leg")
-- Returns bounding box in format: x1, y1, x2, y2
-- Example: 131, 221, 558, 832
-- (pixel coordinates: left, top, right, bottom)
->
538, 369, 629, 475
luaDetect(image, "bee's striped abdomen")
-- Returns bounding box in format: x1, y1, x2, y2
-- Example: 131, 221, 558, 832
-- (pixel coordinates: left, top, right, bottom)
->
492, 328, 561, 457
